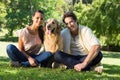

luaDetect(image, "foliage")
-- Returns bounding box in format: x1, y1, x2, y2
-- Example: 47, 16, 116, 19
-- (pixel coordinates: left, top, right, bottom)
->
74, 0, 120, 46
0, 1, 6, 30
0, 0, 120, 47
4, 0, 32, 36
3, 0, 60, 36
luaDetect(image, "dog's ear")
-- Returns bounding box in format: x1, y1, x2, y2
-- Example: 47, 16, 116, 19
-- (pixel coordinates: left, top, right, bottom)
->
43, 21, 47, 31
57, 22, 62, 33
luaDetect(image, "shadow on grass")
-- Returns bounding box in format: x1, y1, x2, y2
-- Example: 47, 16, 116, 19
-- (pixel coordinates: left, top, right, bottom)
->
103, 64, 120, 75
0, 56, 9, 62
0, 63, 120, 80
0, 36, 18, 42
103, 51, 120, 58
94, 64, 120, 79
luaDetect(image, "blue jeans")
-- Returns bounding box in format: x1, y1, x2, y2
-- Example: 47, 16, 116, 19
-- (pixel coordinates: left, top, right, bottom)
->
54, 51, 103, 71
6, 44, 52, 67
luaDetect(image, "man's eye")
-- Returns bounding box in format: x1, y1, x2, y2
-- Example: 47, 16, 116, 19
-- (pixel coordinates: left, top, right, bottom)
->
36, 17, 39, 19
70, 22, 74, 25
70, 20, 74, 23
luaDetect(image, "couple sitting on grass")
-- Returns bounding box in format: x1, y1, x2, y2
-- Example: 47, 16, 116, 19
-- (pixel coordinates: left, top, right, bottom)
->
6, 10, 103, 73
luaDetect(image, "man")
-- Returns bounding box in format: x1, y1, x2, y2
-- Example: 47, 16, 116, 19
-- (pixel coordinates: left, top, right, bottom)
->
54, 11, 103, 73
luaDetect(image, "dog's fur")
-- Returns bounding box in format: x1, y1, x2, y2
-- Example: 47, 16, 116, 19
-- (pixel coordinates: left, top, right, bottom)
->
44, 18, 63, 54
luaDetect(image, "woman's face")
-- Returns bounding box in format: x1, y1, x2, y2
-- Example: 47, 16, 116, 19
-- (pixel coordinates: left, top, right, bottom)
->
32, 12, 44, 28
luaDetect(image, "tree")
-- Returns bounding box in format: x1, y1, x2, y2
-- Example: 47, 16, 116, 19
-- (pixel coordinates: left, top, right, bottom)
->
4, 0, 59, 36
74, 0, 120, 46
0, 1, 6, 31
4, 0, 32, 36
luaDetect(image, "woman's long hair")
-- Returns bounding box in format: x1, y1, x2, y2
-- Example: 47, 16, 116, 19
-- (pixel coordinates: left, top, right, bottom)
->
30, 10, 45, 43
38, 25, 44, 43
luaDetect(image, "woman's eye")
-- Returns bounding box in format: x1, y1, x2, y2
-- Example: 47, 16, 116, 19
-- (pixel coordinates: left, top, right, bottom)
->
41, 18, 43, 20
36, 17, 39, 19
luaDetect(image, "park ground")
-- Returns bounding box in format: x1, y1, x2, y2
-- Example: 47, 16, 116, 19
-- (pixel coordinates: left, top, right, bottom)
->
0, 41, 120, 80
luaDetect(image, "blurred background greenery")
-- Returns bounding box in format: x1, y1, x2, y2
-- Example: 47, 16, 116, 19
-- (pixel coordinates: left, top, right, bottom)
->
0, 0, 120, 51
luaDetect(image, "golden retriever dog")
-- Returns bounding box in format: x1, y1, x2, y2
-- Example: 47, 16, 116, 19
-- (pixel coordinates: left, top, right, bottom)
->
44, 18, 66, 69
44, 18, 62, 54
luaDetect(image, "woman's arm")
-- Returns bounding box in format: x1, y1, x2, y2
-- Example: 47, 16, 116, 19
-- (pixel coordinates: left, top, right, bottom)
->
18, 37, 37, 66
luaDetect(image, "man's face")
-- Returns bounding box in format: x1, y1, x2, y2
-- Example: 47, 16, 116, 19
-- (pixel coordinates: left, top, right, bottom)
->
64, 17, 78, 33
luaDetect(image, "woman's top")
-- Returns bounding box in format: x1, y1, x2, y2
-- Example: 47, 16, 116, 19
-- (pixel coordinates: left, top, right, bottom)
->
19, 27, 42, 55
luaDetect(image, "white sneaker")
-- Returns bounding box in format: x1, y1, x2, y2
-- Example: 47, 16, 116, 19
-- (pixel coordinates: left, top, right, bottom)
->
91, 62, 103, 74
94, 65, 103, 74
52, 62, 67, 69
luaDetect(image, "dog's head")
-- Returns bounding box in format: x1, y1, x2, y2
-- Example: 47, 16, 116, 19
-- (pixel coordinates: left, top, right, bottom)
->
45, 18, 61, 35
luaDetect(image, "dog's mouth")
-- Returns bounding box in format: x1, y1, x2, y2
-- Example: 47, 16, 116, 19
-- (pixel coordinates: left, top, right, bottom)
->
46, 26, 56, 35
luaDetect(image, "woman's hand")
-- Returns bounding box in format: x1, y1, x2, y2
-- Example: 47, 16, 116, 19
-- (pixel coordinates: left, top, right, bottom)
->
28, 57, 37, 67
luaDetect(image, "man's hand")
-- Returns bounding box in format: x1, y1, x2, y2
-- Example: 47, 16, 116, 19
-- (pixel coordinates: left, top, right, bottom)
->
28, 57, 37, 67
74, 62, 87, 71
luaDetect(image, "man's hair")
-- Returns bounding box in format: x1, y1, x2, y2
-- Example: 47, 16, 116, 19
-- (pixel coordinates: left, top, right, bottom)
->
62, 11, 77, 23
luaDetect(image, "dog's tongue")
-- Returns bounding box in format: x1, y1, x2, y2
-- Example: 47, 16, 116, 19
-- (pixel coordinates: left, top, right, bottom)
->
47, 30, 51, 35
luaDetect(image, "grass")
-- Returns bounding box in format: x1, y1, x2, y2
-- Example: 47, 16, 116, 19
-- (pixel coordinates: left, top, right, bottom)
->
0, 26, 120, 79
0, 40, 120, 79
0, 41, 17, 57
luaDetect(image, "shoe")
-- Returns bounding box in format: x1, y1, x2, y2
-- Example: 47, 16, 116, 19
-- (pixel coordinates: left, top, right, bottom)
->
10, 61, 21, 67
52, 62, 60, 68
91, 62, 103, 74
94, 65, 103, 74
52, 62, 67, 69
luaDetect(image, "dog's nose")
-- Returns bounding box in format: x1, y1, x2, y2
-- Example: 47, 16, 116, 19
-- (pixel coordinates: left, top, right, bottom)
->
48, 25, 51, 28
47, 25, 51, 30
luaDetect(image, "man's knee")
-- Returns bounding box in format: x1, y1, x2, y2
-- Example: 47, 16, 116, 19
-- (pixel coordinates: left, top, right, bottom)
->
98, 51, 103, 60
54, 51, 63, 62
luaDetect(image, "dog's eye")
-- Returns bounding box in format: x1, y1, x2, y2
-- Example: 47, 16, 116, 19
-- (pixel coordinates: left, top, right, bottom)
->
52, 22, 55, 24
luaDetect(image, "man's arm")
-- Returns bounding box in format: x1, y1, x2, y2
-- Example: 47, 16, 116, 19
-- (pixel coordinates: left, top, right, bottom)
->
74, 45, 100, 71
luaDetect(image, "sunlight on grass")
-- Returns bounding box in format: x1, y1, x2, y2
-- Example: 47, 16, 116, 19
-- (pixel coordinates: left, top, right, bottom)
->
101, 51, 120, 66
4, 69, 19, 74
102, 58, 120, 66
0, 41, 17, 57
107, 74, 120, 78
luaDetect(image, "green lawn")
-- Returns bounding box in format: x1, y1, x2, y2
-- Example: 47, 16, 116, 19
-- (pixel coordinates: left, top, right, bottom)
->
0, 41, 120, 80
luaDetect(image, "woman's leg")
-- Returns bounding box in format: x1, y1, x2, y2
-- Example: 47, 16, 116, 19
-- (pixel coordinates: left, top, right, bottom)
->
6, 44, 30, 67
6, 44, 27, 62
21, 52, 52, 67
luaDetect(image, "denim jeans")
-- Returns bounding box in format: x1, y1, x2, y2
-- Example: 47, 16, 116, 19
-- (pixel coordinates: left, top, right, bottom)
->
6, 44, 52, 67
54, 51, 103, 71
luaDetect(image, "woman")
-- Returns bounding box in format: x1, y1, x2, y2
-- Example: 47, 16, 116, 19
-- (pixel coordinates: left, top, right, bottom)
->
6, 10, 52, 67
